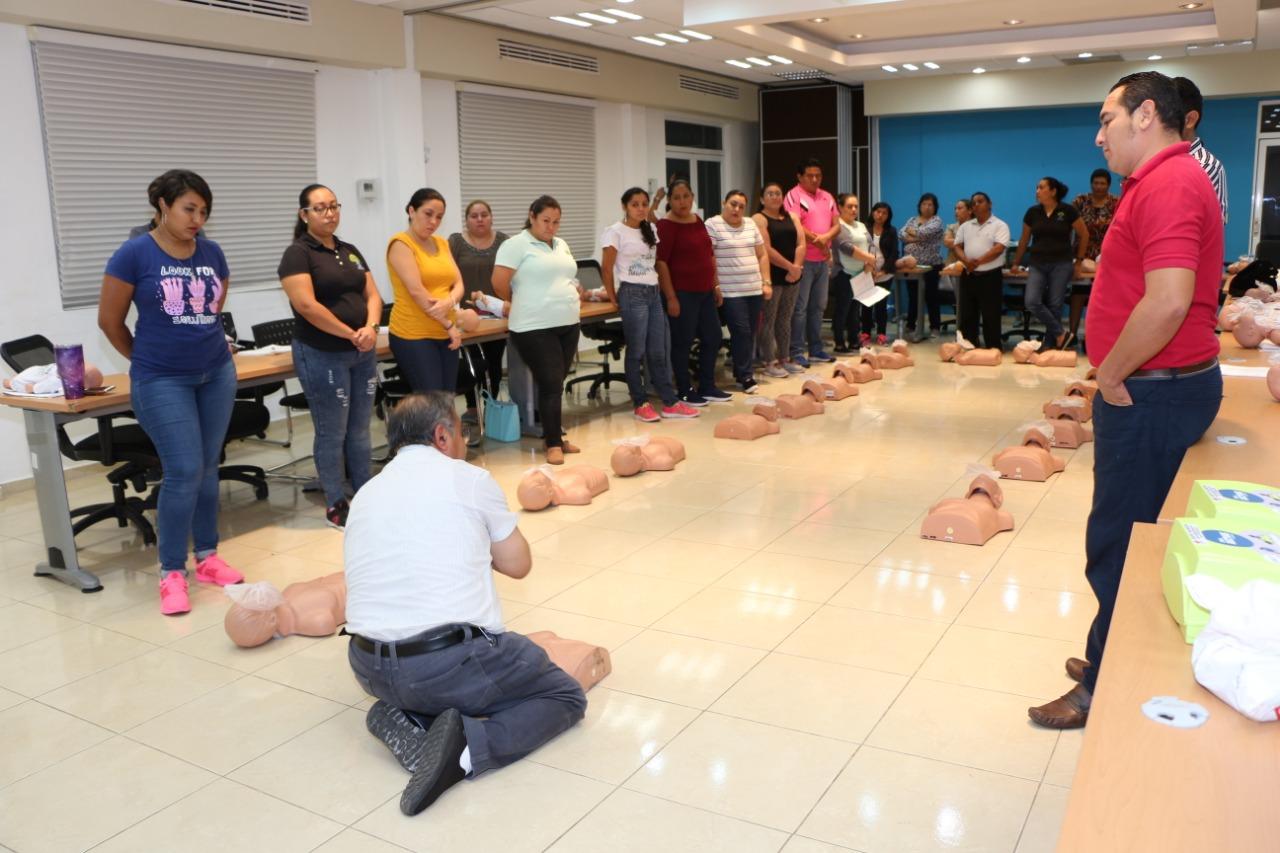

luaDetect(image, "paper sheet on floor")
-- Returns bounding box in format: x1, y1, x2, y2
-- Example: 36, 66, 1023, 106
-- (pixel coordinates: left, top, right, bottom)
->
1219, 364, 1270, 378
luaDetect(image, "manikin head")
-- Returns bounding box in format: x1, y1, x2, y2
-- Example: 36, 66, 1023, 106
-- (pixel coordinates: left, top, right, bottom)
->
610, 444, 645, 477
517, 470, 557, 511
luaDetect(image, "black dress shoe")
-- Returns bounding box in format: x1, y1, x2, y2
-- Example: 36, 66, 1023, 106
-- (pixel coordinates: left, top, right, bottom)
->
401, 708, 468, 816
366, 700, 431, 773
1028, 684, 1091, 729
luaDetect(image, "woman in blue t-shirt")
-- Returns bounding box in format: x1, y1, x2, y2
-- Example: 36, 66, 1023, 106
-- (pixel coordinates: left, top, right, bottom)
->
99, 170, 243, 617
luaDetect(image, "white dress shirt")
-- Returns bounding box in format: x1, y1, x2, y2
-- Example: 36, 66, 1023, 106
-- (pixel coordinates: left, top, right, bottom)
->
954, 215, 1012, 272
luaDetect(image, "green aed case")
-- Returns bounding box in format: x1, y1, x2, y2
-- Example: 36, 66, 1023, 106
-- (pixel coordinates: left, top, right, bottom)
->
1162, 516, 1280, 643
1184, 480, 1280, 527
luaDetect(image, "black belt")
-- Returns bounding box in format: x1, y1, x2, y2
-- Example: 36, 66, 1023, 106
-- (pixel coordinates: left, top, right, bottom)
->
347, 623, 482, 658
1128, 357, 1218, 380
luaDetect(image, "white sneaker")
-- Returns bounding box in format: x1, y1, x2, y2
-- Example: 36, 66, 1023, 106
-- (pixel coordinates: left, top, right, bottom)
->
763, 364, 788, 378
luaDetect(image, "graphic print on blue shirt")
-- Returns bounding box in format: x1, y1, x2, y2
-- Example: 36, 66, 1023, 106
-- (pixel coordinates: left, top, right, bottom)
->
105, 234, 231, 378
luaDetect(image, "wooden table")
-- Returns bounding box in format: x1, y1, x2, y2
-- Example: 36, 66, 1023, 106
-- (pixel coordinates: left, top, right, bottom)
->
0, 302, 618, 592
1057, 523, 1280, 853
1218, 330, 1278, 368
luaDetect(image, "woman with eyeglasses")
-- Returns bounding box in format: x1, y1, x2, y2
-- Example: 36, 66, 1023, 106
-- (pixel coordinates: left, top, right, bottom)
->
278, 184, 383, 530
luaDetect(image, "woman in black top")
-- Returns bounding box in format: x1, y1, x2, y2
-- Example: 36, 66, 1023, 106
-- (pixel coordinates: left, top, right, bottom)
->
278, 184, 383, 529
448, 200, 509, 446
863, 202, 899, 345
1010, 176, 1090, 349
751, 182, 806, 376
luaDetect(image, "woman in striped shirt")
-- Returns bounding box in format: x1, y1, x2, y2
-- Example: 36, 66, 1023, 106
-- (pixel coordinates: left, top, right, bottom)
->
705, 190, 771, 393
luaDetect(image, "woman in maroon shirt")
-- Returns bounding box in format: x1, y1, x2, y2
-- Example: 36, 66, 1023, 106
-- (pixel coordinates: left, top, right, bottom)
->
656, 180, 731, 404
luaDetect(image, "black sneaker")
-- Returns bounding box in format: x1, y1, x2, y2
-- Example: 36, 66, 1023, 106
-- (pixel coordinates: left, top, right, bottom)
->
699, 387, 734, 403
325, 498, 349, 531
739, 378, 759, 394
400, 708, 468, 816
679, 392, 710, 407
367, 700, 431, 772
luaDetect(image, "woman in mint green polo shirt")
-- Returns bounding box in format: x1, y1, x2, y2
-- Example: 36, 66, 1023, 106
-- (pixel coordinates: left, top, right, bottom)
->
492, 195, 584, 465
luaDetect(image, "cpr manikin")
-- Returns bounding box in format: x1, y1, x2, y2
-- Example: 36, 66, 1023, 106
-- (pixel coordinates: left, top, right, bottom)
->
1048, 415, 1093, 448
992, 423, 1067, 482
863, 345, 914, 370
939, 336, 1002, 366
1044, 395, 1091, 423
833, 360, 881, 383
920, 470, 1014, 546
610, 435, 686, 476
517, 465, 610, 511
224, 573, 347, 648
1064, 379, 1098, 402
3, 362, 105, 395
454, 307, 482, 333
523, 631, 611, 693
1014, 340, 1079, 367
714, 411, 781, 439
774, 384, 826, 418
801, 374, 858, 401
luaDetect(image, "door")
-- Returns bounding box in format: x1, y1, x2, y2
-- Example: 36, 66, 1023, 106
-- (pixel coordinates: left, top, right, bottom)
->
666, 155, 723, 219
1252, 138, 1280, 255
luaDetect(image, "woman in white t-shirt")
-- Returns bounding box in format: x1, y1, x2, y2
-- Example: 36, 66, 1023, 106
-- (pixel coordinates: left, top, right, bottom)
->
602, 187, 699, 422
706, 190, 771, 393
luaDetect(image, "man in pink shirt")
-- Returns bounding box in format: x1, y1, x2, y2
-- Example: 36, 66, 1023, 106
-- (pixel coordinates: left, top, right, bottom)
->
784, 158, 841, 365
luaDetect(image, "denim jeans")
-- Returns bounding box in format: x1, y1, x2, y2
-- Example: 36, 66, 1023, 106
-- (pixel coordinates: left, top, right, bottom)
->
131, 358, 237, 572
1025, 260, 1073, 343
721, 294, 762, 385
668, 290, 723, 396
390, 334, 459, 394
508, 324, 579, 448
291, 340, 377, 508
1080, 367, 1222, 693
348, 628, 586, 775
618, 283, 678, 407
789, 260, 830, 359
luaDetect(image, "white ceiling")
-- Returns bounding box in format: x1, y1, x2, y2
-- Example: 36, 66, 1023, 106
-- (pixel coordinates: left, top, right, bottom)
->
359, 0, 1280, 85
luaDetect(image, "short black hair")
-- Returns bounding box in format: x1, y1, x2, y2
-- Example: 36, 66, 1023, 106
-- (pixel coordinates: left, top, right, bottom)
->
1109, 71, 1184, 134
406, 188, 446, 224
1090, 168, 1112, 186
387, 392, 457, 457
295, 183, 330, 239
723, 189, 748, 204
917, 192, 939, 216
970, 191, 991, 205
525, 194, 560, 230
795, 157, 823, 176
1173, 76, 1204, 130
149, 169, 212, 215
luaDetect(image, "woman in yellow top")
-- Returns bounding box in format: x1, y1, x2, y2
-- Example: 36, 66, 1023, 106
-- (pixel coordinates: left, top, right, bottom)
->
387, 188, 465, 392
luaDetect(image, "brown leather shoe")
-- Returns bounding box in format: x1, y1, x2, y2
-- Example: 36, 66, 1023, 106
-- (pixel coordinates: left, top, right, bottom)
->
1028, 684, 1091, 729
561, 439, 581, 454
545, 446, 565, 465
1065, 657, 1089, 683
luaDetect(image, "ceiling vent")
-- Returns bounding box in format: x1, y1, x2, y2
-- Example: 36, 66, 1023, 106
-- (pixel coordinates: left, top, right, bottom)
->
168, 0, 310, 23
679, 74, 740, 100
1061, 53, 1124, 65
498, 39, 600, 74
774, 68, 829, 81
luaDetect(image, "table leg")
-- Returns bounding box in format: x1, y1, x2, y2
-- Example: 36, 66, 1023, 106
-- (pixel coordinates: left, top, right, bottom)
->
915, 276, 927, 339
894, 278, 907, 339
23, 409, 102, 593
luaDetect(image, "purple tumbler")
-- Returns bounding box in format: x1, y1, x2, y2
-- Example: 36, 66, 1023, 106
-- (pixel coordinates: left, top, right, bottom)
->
54, 343, 86, 400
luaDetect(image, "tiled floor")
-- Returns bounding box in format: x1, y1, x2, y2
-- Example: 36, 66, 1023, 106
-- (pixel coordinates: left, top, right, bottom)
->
0, 338, 1095, 852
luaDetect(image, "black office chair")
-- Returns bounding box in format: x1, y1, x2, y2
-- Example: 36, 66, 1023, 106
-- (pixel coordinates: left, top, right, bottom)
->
373, 302, 412, 420
250, 319, 314, 484
1, 335, 157, 545
564, 260, 625, 401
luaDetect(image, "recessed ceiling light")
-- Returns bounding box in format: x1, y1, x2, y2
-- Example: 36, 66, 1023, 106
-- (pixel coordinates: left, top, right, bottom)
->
1179, 2, 1203, 9
881, 65, 898, 72
1148, 54, 1163, 60
972, 67, 986, 74
810, 18, 828, 23
1214, 42, 1225, 47
1004, 19, 1022, 25
550, 15, 591, 27
1187, 44, 1199, 50
726, 59, 752, 69
853, 33, 864, 39
1017, 56, 1031, 63
1240, 40, 1253, 46
656, 32, 689, 43
767, 55, 794, 64
902, 63, 919, 71
1078, 52, 1093, 58
577, 12, 616, 24
632, 36, 666, 46
923, 61, 940, 69
746, 57, 772, 66
606, 9, 643, 20
614, 0, 633, 3
679, 29, 712, 40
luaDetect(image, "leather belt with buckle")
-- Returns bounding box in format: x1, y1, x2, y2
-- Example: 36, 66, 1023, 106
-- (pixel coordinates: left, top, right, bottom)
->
347, 623, 481, 658
1128, 357, 1218, 380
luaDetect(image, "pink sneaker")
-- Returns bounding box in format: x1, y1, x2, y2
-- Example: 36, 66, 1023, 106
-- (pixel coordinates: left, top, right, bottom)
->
195, 553, 244, 586
876, 334, 889, 346
633, 403, 660, 423
660, 401, 700, 419
159, 571, 190, 616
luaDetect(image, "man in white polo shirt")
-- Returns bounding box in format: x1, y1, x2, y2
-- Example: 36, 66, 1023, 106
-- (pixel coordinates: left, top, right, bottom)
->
953, 191, 1012, 349
344, 392, 586, 816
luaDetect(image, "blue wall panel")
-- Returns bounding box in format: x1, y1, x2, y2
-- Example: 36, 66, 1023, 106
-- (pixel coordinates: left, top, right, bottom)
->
877, 97, 1264, 260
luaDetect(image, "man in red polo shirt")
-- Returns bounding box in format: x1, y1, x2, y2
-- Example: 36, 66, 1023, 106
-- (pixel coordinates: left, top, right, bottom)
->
1029, 71, 1223, 729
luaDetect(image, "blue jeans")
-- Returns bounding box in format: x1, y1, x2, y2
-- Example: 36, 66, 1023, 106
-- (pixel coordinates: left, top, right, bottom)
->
291, 340, 377, 507
348, 628, 586, 775
789, 260, 830, 359
131, 358, 237, 572
1025, 260, 1073, 343
390, 334, 459, 394
721, 294, 762, 385
1081, 367, 1222, 693
668, 290, 722, 396
618, 283, 678, 407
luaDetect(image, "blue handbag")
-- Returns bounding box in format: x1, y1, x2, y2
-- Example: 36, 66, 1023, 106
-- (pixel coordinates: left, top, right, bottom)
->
482, 388, 520, 442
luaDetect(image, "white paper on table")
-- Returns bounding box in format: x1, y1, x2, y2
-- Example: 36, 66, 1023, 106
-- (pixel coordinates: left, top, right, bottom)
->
1260, 340, 1280, 351
850, 271, 890, 307
1219, 364, 1270, 378
1, 387, 62, 398
237, 344, 292, 357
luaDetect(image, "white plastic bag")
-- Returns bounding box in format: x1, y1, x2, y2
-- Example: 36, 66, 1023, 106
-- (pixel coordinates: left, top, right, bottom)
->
224, 580, 284, 611
1185, 574, 1280, 722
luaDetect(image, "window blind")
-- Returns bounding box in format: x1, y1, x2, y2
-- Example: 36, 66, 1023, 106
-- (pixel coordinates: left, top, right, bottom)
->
31, 38, 316, 309
457, 90, 596, 258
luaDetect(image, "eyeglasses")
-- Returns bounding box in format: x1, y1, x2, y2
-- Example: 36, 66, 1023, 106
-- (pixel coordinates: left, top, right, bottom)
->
306, 203, 342, 215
